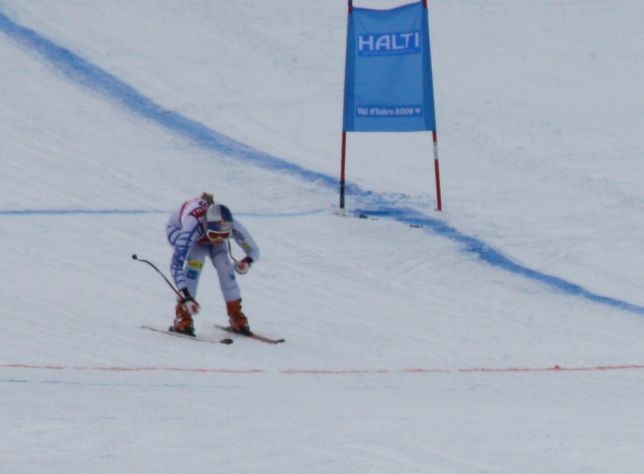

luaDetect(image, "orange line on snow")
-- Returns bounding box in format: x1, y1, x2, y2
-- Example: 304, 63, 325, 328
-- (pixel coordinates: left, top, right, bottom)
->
3, 363, 644, 375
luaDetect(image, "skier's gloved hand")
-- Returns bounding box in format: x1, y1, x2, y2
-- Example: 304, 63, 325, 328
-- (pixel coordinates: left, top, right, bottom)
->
179, 288, 200, 315
234, 256, 253, 275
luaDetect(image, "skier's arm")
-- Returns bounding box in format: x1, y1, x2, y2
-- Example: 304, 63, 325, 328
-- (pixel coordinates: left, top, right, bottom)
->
231, 220, 259, 263
230, 220, 259, 274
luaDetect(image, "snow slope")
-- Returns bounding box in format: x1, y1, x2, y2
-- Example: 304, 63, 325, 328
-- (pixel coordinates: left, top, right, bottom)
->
1, 1, 644, 472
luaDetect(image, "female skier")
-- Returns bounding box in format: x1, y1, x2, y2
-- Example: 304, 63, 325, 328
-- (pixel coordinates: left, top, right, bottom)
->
166, 193, 259, 336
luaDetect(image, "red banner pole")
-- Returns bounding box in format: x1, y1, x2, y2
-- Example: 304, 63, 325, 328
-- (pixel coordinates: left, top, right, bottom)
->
432, 130, 443, 211
340, 0, 352, 210
340, 131, 347, 209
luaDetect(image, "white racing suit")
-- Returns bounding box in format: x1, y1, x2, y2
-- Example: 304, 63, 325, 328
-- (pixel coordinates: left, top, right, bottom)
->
166, 196, 259, 302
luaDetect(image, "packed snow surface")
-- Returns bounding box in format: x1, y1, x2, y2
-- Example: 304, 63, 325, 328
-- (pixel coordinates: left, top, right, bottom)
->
1, 1, 643, 472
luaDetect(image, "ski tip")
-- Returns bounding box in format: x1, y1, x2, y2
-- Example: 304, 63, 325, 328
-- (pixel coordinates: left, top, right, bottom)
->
220, 338, 234, 345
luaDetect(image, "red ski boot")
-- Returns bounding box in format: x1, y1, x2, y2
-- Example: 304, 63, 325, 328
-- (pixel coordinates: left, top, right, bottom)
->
226, 299, 251, 335
171, 303, 195, 336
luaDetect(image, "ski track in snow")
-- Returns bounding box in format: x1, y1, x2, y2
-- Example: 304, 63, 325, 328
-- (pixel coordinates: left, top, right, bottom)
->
1, 9, 643, 317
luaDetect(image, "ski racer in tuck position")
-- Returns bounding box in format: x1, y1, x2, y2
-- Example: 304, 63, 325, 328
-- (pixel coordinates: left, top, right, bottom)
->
166, 193, 259, 336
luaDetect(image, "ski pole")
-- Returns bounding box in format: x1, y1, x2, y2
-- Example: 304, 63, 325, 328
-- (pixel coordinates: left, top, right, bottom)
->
131, 254, 182, 299
226, 240, 240, 264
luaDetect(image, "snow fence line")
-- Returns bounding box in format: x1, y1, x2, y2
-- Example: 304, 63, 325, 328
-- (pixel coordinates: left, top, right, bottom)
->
3, 363, 644, 376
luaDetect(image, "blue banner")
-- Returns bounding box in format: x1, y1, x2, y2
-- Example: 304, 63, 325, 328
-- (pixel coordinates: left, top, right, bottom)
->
343, 1, 436, 132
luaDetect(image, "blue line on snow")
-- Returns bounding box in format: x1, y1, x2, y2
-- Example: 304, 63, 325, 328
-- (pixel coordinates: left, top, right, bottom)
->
1, 11, 642, 315
0, 208, 325, 218
358, 206, 644, 315
0, 209, 167, 216
0, 11, 344, 192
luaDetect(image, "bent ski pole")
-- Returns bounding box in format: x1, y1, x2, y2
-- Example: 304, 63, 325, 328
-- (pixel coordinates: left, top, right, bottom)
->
131, 254, 182, 299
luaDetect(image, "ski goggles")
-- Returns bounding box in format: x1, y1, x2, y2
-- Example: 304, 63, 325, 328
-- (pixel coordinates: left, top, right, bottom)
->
206, 229, 230, 241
